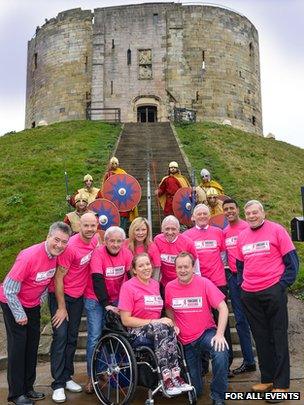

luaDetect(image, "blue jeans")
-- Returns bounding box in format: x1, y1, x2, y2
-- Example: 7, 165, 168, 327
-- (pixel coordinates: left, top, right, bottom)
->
184, 328, 228, 400
49, 293, 83, 390
227, 272, 255, 365
84, 298, 105, 376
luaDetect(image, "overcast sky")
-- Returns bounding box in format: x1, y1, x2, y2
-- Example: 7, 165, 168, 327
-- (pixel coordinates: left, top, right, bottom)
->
0, 0, 303, 147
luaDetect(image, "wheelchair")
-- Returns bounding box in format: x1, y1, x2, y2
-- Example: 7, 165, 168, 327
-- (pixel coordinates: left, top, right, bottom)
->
91, 311, 197, 405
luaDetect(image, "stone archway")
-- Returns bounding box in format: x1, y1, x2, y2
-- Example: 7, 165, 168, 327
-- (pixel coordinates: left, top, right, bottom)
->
130, 95, 168, 122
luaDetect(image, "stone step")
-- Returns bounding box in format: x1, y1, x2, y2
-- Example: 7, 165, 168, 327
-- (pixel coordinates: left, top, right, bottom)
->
77, 331, 88, 349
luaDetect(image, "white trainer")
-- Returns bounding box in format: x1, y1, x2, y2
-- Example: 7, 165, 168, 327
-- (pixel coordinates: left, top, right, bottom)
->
65, 379, 83, 393
52, 388, 66, 403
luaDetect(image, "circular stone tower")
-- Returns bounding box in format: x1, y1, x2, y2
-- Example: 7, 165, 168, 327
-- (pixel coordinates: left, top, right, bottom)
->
25, 3, 262, 134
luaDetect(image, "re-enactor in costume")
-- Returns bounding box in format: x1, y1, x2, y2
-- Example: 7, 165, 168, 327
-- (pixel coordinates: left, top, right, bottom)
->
98, 156, 138, 231
236, 200, 299, 403
165, 252, 229, 405
0, 222, 71, 405
49, 213, 98, 403
64, 193, 91, 234
156, 161, 190, 216
206, 187, 224, 217
199, 168, 224, 195
68, 174, 99, 207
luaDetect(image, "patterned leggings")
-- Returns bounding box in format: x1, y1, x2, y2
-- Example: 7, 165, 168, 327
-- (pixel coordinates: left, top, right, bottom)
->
130, 322, 179, 373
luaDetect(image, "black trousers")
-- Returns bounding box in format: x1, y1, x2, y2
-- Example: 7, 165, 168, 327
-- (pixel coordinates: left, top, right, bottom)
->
241, 283, 290, 388
48, 292, 83, 390
1, 303, 40, 401
212, 285, 234, 367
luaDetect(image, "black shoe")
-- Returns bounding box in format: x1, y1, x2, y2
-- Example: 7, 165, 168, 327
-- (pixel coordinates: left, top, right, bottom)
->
228, 369, 234, 378
12, 395, 34, 405
26, 390, 46, 401
212, 400, 225, 405
233, 362, 256, 375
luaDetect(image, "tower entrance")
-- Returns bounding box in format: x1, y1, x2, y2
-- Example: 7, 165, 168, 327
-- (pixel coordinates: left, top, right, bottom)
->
137, 106, 157, 122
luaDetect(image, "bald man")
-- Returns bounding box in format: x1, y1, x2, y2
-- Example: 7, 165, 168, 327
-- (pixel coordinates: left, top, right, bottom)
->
48, 213, 99, 403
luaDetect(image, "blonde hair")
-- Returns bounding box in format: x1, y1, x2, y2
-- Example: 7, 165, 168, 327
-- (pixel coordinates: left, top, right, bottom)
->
127, 217, 152, 254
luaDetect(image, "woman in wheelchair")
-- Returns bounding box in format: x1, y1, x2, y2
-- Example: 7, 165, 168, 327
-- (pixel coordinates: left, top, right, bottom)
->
124, 217, 161, 281
118, 253, 192, 396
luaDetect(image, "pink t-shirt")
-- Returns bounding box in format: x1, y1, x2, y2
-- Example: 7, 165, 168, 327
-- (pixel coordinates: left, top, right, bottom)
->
165, 275, 225, 345
124, 239, 161, 268
48, 233, 98, 298
236, 220, 295, 292
118, 277, 163, 319
85, 245, 133, 303
154, 233, 198, 287
224, 219, 249, 273
183, 226, 226, 286
0, 242, 57, 308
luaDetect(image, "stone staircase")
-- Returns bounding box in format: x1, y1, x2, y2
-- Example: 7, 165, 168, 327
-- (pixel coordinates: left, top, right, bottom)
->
114, 122, 192, 234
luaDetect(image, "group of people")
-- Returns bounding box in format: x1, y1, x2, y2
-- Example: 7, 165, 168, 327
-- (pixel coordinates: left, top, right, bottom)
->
0, 158, 299, 405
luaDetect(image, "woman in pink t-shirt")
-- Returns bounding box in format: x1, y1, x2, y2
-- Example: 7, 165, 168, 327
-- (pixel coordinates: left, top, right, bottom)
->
125, 217, 161, 280
119, 253, 191, 396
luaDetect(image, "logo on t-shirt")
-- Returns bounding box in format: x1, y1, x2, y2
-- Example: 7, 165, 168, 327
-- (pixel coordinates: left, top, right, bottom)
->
194, 240, 217, 250
80, 251, 93, 266
35, 268, 56, 282
172, 296, 203, 309
225, 236, 238, 247
242, 241, 270, 255
144, 295, 163, 307
160, 254, 177, 264
105, 266, 125, 277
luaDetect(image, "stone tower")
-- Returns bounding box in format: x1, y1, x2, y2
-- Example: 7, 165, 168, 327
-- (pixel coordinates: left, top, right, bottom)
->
25, 3, 263, 134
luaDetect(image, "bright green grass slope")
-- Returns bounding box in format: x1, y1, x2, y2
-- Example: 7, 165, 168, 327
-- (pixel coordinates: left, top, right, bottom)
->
175, 122, 304, 293
0, 121, 121, 280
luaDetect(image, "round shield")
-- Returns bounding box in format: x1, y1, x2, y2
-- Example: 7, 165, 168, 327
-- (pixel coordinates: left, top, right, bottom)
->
103, 174, 141, 212
210, 214, 229, 229
172, 187, 195, 227
88, 198, 120, 231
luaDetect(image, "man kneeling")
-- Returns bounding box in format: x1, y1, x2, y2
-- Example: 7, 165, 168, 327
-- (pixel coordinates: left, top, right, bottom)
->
165, 252, 229, 405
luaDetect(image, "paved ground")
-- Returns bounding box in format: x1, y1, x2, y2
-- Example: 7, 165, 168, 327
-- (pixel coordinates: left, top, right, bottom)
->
0, 359, 303, 404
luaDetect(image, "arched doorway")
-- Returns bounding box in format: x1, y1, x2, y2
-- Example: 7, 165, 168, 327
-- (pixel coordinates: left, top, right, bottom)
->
137, 105, 157, 122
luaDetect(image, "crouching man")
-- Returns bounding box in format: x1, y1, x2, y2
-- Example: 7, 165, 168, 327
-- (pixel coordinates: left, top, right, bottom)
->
165, 252, 229, 405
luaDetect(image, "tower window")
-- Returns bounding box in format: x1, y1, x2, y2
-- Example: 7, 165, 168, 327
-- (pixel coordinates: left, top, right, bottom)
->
112, 39, 115, 49
111, 81, 113, 95
252, 116, 256, 126
249, 42, 254, 57
127, 49, 131, 65
153, 13, 159, 25
34, 53, 38, 69
85, 55, 88, 72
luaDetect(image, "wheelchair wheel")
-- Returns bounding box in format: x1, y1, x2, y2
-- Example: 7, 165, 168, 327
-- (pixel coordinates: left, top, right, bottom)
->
187, 387, 197, 404
91, 333, 138, 405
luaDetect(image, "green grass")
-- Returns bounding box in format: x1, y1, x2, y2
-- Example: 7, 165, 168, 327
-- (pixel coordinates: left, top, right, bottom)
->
175, 122, 304, 292
0, 120, 121, 280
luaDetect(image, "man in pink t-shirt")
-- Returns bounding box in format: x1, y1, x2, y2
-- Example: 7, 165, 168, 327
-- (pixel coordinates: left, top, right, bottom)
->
154, 215, 198, 291
222, 198, 256, 376
0, 222, 71, 405
237, 200, 299, 397
49, 212, 98, 403
165, 252, 228, 405
83, 225, 132, 393
183, 204, 233, 372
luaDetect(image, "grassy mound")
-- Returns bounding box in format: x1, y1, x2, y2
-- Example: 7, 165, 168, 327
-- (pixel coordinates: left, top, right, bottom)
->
175, 122, 304, 292
0, 121, 121, 279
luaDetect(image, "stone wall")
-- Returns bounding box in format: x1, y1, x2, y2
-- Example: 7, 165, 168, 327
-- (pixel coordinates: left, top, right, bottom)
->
25, 8, 93, 128
25, 3, 262, 134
